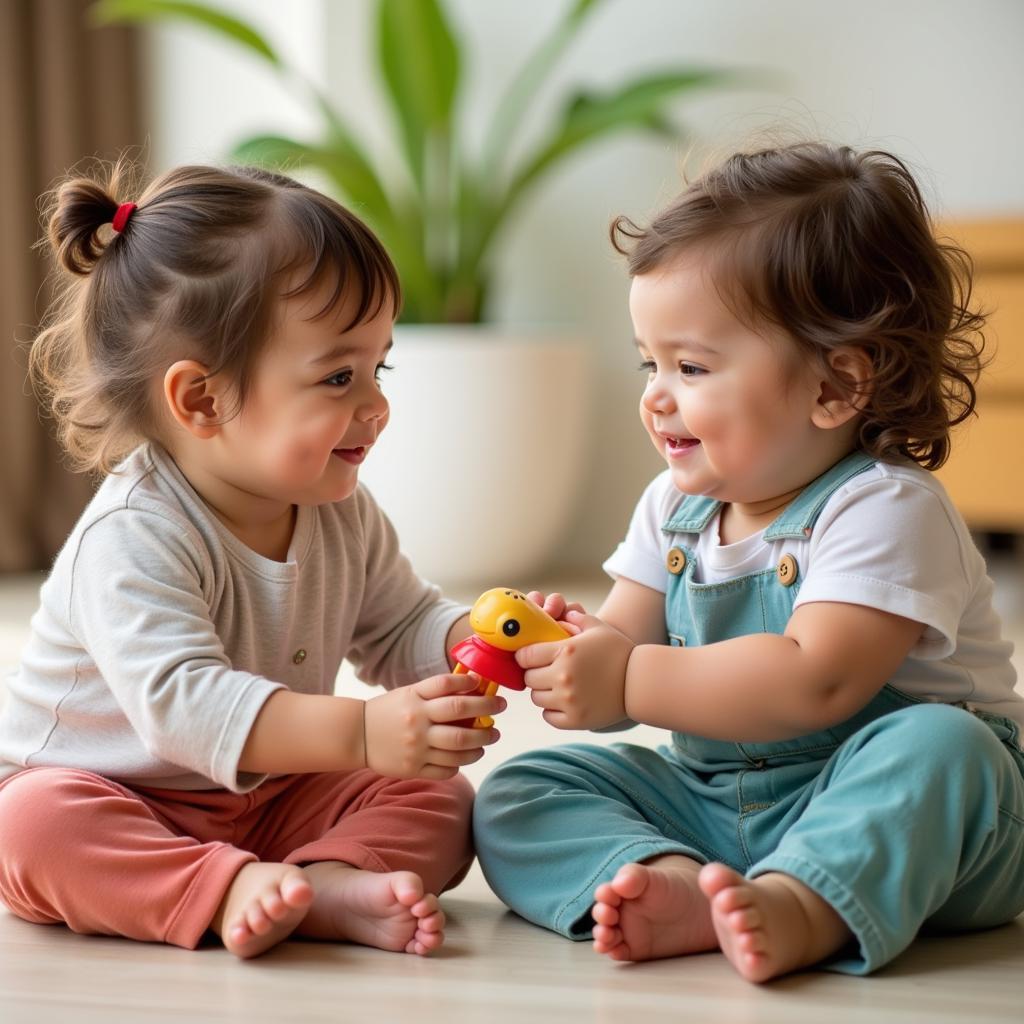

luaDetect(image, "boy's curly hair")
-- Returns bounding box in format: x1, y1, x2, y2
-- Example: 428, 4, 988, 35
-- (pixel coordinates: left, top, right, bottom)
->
611, 141, 986, 470
31, 157, 400, 475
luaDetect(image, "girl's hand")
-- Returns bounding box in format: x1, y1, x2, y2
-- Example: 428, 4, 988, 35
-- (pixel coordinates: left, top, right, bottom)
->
525, 591, 585, 635
516, 611, 633, 730
363, 675, 505, 780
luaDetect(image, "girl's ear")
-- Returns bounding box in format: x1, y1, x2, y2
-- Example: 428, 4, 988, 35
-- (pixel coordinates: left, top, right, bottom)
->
163, 360, 226, 439
811, 346, 874, 430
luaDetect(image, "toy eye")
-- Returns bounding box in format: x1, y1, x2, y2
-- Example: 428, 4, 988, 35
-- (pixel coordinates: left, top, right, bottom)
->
502, 619, 521, 637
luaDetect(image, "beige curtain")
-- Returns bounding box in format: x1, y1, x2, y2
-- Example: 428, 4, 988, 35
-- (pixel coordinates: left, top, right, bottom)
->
0, 0, 142, 571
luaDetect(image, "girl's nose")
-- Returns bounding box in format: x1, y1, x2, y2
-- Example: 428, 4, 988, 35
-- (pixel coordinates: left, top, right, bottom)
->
356, 383, 389, 422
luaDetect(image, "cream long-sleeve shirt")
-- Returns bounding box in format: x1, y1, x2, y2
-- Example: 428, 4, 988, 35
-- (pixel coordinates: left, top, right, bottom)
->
0, 444, 466, 793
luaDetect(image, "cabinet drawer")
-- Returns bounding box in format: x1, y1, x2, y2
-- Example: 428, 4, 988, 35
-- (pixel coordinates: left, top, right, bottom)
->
936, 403, 1024, 531
976, 272, 1024, 395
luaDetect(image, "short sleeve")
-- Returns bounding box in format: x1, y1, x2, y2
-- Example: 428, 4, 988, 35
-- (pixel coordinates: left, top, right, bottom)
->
794, 469, 971, 659
602, 471, 681, 593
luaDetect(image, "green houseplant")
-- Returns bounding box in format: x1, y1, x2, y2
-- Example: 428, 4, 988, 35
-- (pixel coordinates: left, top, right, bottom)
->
91, 0, 738, 585
93, 0, 732, 324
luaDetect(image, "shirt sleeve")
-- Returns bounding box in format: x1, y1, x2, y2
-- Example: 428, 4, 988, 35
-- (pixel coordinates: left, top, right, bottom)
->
345, 487, 468, 689
793, 469, 971, 659
602, 471, 679, 593
69, 509, 284, 792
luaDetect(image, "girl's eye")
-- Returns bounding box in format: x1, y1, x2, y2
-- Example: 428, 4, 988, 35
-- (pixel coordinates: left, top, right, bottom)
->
637, 360, 656, 374
375, 362, 394, 382
679, 362, 705, 377
324, 369, 353, 387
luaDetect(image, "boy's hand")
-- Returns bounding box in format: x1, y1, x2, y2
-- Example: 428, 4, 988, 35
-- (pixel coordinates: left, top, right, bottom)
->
516, 611, 632, 730
525, 591, 585, 635
363, 675, 505, 780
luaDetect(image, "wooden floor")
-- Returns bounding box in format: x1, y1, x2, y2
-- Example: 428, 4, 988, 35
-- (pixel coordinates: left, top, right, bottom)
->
1, 564, 1023, 1022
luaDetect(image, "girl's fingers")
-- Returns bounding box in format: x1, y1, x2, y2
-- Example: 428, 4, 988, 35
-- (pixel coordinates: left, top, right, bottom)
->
426, 694, 506, 724
425, 747, 487, 768
429, 724, 501, 751
415, 673, 488, 700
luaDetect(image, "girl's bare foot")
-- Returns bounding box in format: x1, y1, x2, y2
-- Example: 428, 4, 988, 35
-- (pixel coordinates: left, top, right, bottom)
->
591, 855, 718, 961
211, 863, 314, 959
698, 863, 852, 982
298, 863, 446, 956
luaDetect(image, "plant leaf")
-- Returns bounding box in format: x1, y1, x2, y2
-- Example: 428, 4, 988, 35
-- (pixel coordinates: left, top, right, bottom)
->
376, 0, 460, 190
480, 0, 605, 183
90, 0, 280, 66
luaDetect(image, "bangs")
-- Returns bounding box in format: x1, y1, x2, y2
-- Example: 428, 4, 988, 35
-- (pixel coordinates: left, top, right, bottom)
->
272, 187, 401, 330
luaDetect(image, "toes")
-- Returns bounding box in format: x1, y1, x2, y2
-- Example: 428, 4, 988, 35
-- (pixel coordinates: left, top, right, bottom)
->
392, 872, 426, 908
410, 893, 440, 919
592, 924, 621, 948
726, 905, 761, 933
417, 909, 446, 933
246, 902, 272, 936
698, 862, 745, 900
593, 882, 621, 908
591, 901, 620, 927
280, 873, 314, 910
609, 863, 649, 900
415, 928, 445, 952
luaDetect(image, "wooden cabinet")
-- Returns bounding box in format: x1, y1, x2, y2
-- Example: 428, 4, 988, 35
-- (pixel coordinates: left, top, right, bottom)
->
934, 220, 1024, 532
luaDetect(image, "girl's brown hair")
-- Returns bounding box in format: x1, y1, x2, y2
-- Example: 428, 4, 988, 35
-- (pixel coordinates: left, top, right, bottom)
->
31, 158, 400, 474
611, 141, 986, 470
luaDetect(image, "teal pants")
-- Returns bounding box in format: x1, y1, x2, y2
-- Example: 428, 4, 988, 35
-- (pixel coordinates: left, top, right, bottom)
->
474, 703, 1024, 973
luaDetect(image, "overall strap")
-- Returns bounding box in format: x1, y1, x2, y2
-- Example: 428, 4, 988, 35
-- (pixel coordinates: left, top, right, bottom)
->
661, 494, 720, 535
764, 451, 876, 540
659, 451, 877, 539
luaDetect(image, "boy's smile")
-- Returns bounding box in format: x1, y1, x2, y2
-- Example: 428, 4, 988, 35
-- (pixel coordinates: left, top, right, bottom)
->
629, 252, 850, 524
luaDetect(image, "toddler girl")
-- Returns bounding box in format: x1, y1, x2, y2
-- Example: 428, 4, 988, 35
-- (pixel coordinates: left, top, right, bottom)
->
474, 142, 1024, 981
0, 161, 505, 958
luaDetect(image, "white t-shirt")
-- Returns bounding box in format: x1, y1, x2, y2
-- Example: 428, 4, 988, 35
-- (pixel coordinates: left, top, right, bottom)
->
603, 461, 1022, 734
0, 444, 466, 793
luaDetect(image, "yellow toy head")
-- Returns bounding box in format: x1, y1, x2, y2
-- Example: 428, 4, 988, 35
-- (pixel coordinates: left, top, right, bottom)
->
469, 588, 570, 651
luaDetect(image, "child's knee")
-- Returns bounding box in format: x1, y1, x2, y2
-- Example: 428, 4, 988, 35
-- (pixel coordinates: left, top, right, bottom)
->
0, 768, 109, 911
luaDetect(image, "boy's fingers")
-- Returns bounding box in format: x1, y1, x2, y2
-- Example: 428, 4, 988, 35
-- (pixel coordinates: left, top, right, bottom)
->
516, 641, 562, 669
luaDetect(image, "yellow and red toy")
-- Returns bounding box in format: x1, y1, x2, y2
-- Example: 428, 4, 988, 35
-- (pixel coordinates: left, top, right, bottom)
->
450, 588, 571, 728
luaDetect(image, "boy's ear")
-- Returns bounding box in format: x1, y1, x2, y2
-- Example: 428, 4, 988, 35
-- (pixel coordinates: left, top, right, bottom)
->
163, 360, 226, 439
811, 346, 874, 430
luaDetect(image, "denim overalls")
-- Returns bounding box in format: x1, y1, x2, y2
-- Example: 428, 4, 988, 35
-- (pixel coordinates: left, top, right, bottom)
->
474, 454, 1024, 973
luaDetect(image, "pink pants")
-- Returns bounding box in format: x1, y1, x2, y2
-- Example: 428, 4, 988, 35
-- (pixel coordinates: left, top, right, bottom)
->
0, 766, 474, 949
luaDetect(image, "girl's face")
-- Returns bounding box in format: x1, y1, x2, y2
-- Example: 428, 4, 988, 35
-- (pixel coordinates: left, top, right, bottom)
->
217, 279, 394, 508
630, 254, 828, 507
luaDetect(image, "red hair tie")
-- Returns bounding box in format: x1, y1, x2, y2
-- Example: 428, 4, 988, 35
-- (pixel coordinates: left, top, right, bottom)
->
111, 203, 137, 234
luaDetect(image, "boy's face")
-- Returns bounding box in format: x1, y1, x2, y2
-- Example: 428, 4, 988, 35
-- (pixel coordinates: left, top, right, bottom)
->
217, 278, 394, 509
629, 254, 827, 507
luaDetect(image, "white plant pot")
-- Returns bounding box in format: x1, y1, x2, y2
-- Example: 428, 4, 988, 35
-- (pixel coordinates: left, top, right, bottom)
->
358, 325, 589, 590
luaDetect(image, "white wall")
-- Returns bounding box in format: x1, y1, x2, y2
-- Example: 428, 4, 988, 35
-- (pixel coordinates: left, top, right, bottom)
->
151, 0, 1024, 573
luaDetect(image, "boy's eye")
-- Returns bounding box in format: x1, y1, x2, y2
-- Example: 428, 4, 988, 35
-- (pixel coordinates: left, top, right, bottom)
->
679, 362, 705, 376
324, 369, 353, 387
375, 362, 394, 382
637, 360, 656, 374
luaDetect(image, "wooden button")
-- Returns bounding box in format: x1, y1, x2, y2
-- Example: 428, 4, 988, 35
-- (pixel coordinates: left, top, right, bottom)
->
293, 649, 307, 664
667, 547, 686, 574
776, 554, 798, 587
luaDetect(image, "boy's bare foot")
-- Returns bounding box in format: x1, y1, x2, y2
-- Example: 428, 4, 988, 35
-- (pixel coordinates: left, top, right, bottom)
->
698, 863, 852, 982
591, 855, 718, 961
298, 863, 446, 956
211, 863, 314, 959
